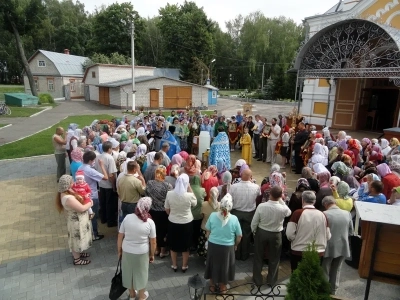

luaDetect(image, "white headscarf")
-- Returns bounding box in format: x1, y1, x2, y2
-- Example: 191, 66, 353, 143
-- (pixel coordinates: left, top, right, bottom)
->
218, 193, 233, 227
329, 176, 341, 187
123, 140, 133, 153
313, 143, 325, 156
146, 151, 156, 165
108, 137, 120, 149
121, 158, 133, 174
174, 174, 189, 195
235, 159, 247, 168
137, 127, 145, 137
380, 138, 389, 149
136, 144, 147, 157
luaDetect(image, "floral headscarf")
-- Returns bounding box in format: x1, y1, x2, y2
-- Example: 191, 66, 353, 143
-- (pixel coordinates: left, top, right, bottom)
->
184, 155, 197, 176
136, 144, 147, 157
332, 161, 350, 176
377, 163, 392, 178
71, 148, 83, 162
218, 193, 233, 227
296, 178, 310, 191
58, 175, 73, 193
209, 187, 219, 209
134, 197, 152, 222
270, 163, 280, 173
337, 181, 351, 200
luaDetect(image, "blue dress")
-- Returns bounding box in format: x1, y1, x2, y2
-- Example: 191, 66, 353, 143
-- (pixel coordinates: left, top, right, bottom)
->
161, 131, 181, 160
209, 132, 231, 169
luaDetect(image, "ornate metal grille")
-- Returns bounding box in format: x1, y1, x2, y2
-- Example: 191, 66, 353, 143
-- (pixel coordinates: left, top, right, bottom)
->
297, 20, 400, 78
203, 283, 286, 300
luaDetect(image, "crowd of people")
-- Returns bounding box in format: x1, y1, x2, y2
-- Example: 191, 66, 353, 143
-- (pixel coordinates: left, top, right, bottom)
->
52, 109, 400, 298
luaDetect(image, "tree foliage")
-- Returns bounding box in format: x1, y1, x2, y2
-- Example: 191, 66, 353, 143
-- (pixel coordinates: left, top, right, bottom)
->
0, 0, 303, 99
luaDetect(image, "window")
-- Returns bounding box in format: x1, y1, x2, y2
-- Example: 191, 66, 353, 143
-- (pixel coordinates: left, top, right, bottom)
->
91, 71, 96, 78
34, 78, 39, 91
47, 79, 54, 91
38, 60, 46, 67
70, 82, 76, 92
212, 90, 217, 98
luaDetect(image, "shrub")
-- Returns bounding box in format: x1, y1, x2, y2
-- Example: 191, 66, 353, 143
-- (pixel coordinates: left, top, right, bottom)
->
285, 242, 331, 300
39, 93, 54, 104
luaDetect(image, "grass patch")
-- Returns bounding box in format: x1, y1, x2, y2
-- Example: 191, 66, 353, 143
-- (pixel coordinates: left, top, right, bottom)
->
219, 90, 245, 97
0, 85, 25, 102
0, 114, 114, 160
0, 106, 44, 117
0, 124, 9, 128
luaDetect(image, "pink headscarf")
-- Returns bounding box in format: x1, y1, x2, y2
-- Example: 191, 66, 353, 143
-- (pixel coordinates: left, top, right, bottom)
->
179, 151, 189, 161
376, 163, 392, 178
239, 164, 250, 176
134, 197, 152, 222
318, 172, 331, 188
171, 154, 183, 167
71, 149, 83, 162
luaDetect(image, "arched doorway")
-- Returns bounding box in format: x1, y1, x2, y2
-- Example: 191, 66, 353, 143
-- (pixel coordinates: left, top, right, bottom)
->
292, 19, 400, 130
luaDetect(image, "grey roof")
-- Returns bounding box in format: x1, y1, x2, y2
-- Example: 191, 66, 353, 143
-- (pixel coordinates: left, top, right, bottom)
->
97, 76, 214, 90
37, 50, 88, 76
154, 68, 180, 79
203, 84, 219, 91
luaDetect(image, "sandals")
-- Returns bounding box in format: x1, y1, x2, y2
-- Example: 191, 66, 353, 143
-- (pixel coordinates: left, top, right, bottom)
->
80, 252, 90, 258
171, 265, 177, 272
181, 266, 189, 273
73, 258, 91, 266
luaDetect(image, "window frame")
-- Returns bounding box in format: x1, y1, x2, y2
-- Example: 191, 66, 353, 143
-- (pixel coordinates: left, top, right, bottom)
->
91, 71, 96, 78
47, 79, 54, 91
38, 60, 46, 67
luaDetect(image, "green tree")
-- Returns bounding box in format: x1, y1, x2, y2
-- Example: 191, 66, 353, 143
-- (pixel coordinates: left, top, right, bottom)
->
89, 2, 144, 58
0, 0, 47, 96
138, 17, 163, 66
158, 1, 215, 82
82, 52, 132, 70
285, 242, 331, 300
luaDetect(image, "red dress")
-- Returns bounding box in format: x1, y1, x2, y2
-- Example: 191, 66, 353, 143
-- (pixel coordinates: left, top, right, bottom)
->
381, 173, 400, 199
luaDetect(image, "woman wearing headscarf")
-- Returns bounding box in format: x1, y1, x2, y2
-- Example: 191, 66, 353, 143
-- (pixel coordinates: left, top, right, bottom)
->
360, 138, 371, 163
232, 164, 257, 184
355, 161, 378, 182
366, 144, 383, 165
146, 166, 173, 258
331, 161, 351, 180
310, 143, 328, 168
380, 139, 391, 157
165, 164, 180, 188
377, 163, 400, 199
183, 154, 199, 177
288, 179, 311, 215
386, 138, 400, 161
216, 157, 229, 183
214, 116, 227, 137
201, 165, 219, 199
143, 151, 156, 175
330, 181, 353, 212
56, 175, 93, 265
190, 175, 206, 252
336, 131, 347, 150
118, 197, 156, 300
179, 151, 189, 161
301, 167, 320, 193
167, 154, 183, 175
70, 149, 84, 180
198, 187, 220, 258
165, 174, 197, 272
204, 193, 242, 293
218, 171, 232, 201
346, 139, 360, 166
315, 172, 333, 211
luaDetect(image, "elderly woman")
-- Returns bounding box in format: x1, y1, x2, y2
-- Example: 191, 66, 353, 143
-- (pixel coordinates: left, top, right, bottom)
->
165, 164, 180, 188
218, 171, 232, 201
377, 163, 400, 199
301, 167, 320, 193
70, 148, 83, 180
165, 174, 197, 272
198, 187, 220, 258
315, 172, 333, 211
331, 181, 353, 212
118, 197, 156, 300
190, 175, 206, 252
146, 166, 172, 258
167, 153, 183, 175
260, 164, 287, 203
204, 193, 242, 293
56, 175, 93, 265
201, 165, 219, 198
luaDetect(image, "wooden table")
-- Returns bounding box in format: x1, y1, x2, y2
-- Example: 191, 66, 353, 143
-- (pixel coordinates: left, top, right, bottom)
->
355, 202, 400, 300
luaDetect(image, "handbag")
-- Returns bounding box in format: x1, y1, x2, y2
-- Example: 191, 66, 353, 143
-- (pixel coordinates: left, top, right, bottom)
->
109, 258, 126, 300
345, 210, 362, 269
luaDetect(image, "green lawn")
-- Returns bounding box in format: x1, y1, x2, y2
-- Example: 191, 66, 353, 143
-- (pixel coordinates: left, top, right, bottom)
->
0, 123, 9, 128
218, 90, 245, 96
0, 114, 114, 160
0, 106, 44, 117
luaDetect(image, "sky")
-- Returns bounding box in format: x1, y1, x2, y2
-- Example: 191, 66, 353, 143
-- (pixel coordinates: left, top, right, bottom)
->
81, 0, 340, 30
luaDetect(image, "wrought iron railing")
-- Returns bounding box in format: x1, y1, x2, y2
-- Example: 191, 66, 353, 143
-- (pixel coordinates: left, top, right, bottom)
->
203, 282, 287, 300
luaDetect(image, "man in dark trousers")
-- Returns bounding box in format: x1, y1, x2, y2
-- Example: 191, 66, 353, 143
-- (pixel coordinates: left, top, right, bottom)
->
291, 122, 309, 174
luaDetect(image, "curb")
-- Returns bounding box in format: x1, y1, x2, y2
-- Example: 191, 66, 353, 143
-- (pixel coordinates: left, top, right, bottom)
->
0, 116, 68, 147
30, 106, 52, 118
0, 154, 54, 162
0, 124, 12, 130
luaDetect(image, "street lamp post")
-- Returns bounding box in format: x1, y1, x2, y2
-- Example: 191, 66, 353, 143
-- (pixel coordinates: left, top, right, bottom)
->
208, 59, 216, 84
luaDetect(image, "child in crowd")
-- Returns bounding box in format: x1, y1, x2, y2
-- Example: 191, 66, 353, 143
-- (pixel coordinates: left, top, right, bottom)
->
72, 170, 94, 218
389, 187, 400, 206
240, 127, 252, 165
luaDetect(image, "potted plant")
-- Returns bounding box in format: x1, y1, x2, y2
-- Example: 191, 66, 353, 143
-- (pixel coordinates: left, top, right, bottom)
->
285, 242, 331, 300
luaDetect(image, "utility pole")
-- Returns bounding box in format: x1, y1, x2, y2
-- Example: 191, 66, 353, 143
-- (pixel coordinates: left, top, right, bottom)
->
261, 63, 265, 91
131, 19, 136, 111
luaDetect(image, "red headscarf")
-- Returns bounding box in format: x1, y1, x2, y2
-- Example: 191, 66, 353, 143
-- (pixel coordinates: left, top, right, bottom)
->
184, 155, 197, 176
179, 151, 189, 161
348, 139, 358, 150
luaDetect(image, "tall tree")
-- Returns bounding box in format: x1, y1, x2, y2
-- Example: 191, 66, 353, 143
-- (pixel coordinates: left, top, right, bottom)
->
0, 0, 46, 96
158, 1, 215, 82
89, 2, 144, 58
